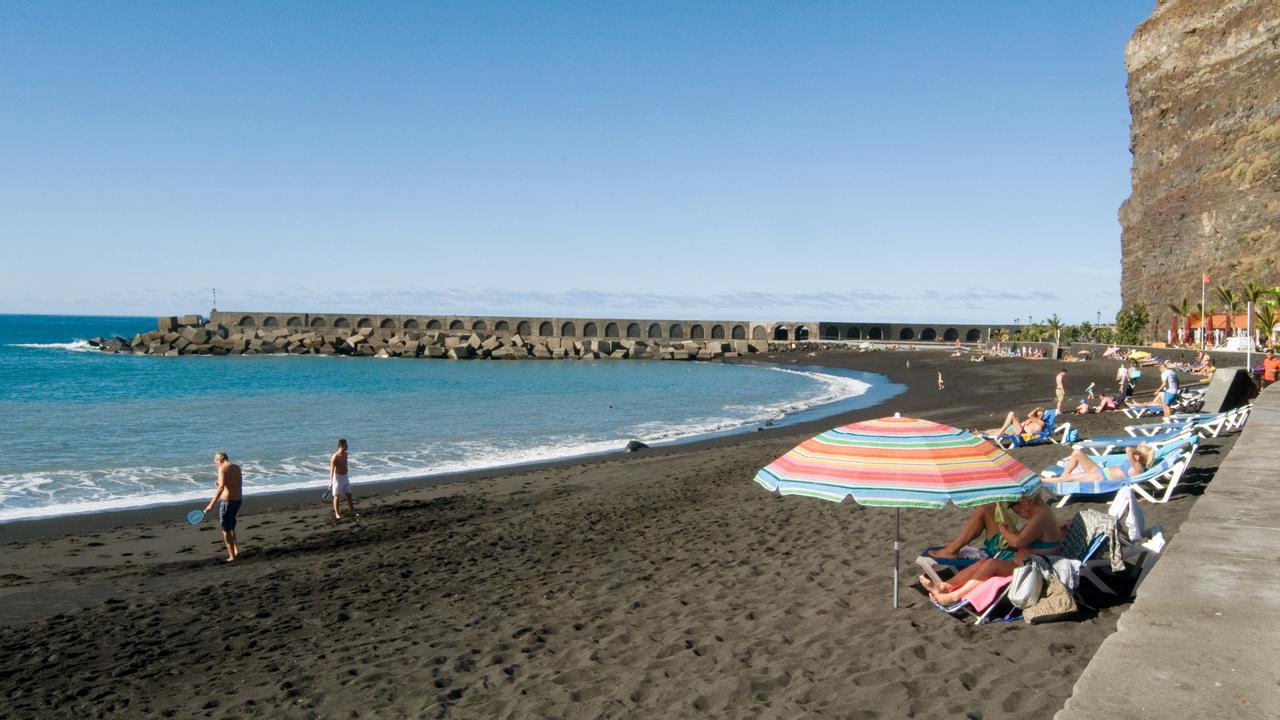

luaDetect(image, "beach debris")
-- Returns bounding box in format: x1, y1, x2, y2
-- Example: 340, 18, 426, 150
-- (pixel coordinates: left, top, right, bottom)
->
624, 441, 649, 453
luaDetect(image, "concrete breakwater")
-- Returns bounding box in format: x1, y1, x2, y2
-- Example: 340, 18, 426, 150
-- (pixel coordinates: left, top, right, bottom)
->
90, 313, 773, 361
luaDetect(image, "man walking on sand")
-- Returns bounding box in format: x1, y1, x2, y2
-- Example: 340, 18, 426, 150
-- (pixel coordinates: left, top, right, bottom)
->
205, 451, 242, 562
330, 438, 358, 520
1054, 368, 1067, 414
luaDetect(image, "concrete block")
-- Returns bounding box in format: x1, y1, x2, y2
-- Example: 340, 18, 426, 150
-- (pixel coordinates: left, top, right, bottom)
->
157, 316, 178, 332
424, 344, 447, 358
610, 349, 628, 359
178, 314, 202, 326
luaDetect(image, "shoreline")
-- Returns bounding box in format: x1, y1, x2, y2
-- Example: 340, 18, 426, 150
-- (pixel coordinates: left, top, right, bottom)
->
0, 359, 898, 539
0, 349, 1225, 719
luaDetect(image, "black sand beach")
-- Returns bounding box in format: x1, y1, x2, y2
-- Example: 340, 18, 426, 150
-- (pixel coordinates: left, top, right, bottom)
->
0, 351, 1229, 719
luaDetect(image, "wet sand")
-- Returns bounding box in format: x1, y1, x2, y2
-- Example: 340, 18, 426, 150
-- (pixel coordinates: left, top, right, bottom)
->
0, 350, 1229, 719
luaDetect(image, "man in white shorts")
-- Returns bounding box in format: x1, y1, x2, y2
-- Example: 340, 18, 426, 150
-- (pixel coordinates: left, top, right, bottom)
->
330, 438, 358, 520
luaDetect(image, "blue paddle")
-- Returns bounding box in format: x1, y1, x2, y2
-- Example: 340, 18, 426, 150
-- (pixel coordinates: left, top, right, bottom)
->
186, 508, 206, 525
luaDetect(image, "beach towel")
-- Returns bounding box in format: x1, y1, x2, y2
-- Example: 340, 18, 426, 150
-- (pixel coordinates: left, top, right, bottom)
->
963, 575, 1014, 613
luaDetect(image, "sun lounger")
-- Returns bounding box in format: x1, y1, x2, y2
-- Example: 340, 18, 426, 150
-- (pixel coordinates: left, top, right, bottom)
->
1072, 428, 1196, 457
981, 409, 1072, 450
929, 575, 1019, 625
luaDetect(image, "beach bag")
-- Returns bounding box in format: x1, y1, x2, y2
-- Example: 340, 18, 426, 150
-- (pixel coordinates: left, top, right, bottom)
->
1008, 561, 1044, 609
1064, 427, 1081, 443
1022, 575, 1077, 623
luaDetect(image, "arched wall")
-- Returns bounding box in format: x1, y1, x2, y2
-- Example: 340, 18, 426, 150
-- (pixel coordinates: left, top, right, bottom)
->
583, 322, 598, 337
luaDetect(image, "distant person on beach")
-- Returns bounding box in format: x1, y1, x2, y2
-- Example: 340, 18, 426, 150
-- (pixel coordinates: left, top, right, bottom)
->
205, 451, 242, 562
330, 438, 358, 520
1116, 361, 1133, 399
1054, 369, 1067, 413
937, 371, 944, 390
1085, 381, 1096, 400
977, 408, 1045, 437
1074, 393, 1118, 415
919, 491, 1063, 604
1155, 362, 1180, 417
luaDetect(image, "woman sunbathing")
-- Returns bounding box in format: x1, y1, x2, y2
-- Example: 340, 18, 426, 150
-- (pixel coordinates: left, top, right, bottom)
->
1057, 444, 1154, 484
979, 408, 1045, 436
919, 491, 1063, 604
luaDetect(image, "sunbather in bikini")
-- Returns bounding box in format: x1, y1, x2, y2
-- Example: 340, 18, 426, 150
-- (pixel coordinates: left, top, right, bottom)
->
978, 408, 1045, 436
1057, 444, 1154, 484
919, 491, 1063, 604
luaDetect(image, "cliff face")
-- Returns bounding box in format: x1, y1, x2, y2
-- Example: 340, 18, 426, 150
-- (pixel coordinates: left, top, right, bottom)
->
1120, 0, 1280, 331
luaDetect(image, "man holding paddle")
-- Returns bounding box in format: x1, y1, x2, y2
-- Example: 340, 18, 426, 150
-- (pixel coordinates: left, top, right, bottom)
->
204, 451, 243, 562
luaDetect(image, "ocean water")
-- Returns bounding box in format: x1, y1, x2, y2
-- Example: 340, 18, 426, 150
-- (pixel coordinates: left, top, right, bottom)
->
0, 314, 902, 522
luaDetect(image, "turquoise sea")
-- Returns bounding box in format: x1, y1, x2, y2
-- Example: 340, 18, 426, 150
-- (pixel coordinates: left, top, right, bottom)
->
0, 314, 902, 522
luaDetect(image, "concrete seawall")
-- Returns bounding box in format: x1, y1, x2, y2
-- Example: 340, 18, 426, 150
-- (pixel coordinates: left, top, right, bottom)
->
1055, 384, 1280, 719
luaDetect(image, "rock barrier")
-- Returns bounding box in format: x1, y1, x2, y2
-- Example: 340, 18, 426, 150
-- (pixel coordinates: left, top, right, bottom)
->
89, 320, 771, 361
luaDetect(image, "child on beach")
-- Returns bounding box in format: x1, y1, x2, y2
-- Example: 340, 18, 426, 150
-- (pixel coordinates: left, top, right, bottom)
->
1085, 381, 1096, 400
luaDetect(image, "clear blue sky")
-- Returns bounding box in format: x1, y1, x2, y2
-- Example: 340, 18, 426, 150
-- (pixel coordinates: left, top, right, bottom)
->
1, 1, 1154, 324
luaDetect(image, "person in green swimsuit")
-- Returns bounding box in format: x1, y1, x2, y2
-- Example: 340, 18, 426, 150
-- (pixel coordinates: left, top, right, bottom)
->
919, 491, 1064, 604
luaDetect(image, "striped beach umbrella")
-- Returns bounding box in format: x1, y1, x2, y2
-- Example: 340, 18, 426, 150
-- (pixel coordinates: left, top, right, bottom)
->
754, 414, 1039, 607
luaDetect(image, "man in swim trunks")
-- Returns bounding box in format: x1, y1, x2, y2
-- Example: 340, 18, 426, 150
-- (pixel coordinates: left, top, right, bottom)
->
330, 438, 358, 520
1054, 368, 1067, 414
205, 451, 242, 562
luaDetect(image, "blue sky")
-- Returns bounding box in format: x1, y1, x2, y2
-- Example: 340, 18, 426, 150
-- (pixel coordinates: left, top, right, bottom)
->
0, 2, 1153, 324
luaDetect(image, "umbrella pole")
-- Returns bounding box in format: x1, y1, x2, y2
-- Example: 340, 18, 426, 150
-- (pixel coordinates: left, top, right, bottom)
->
893, 507, 901, 609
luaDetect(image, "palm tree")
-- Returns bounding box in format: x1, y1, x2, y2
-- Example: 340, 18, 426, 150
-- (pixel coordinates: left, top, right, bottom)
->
1045, 314, 1063, 346
1257, 305, 1278, 349
990, 328, 1007, 344
1167, 297, 1192, 345
1216, 286, 1240, 335
1241, 281, 1267, 343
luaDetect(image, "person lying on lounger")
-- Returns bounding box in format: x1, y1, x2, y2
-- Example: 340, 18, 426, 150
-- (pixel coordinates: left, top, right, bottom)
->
978, 408, 1045, 436
1057, 444, 1154, 484
919, 491, 1063, 604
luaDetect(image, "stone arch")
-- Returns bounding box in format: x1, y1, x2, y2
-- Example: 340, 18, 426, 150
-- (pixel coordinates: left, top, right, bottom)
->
403, 319, 420, 330
690, 324, 705, 339
605, 322, 620, 338
263, 316, 279, 327
921, 328, 937, 341
310, 317, 327, 328
472, 320, 488, 332
380, 318, 397, 329
846, 326, 861, 340
517, 321, 532, 336
966, 329, 982, 342
732, 325, 746, 340
868, 327, 883, 340
711, 324, 726, 339
943, 328, 959, 341
334, 317, 351, 328
823, 326, 840, 340
669, 323, 684, 339
773, 326, 789, 341
494, 320, 510, 333
626, 323, 642, 338
286, 316, 302, 328
426, 319, 441, 330
795, 326, 810, 341
648, 323, 662, 338
538, 321, 553, 336
448, 320, 464, 330
561, 322, 576, 337
238, 316, 256, 327
899, 327, 915, 340
357, 317, 373, 329
752, 326, 766, 340
583, 322, 598, 337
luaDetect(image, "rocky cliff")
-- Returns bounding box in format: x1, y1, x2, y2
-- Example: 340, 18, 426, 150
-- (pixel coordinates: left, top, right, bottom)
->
1120, 0, 1280, 332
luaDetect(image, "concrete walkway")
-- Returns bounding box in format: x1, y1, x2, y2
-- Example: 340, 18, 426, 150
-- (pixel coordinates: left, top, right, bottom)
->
1056, 386, 1280, 719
